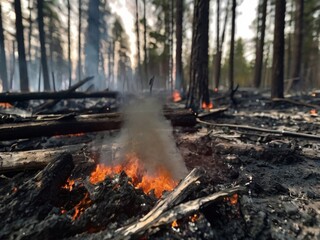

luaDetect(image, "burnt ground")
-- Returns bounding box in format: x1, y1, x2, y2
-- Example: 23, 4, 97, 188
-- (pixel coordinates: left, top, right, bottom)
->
0, 90, 320, 239
174, 90, 320, 239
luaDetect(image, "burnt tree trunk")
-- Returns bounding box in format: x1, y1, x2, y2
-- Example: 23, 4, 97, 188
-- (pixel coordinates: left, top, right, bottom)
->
214, 0, 220, 89
143, 0, 148, 83
271, 0, 286, 98
37, 0, 50, 91
187, 0, 210, 108
14, 0, 29, 92
67, 0, 72, 87
78, 0, 82, 82
290, 0, 304, 91
253, 0, 267, 88
175, 0, 183, 90
135, 0, 142, 89
0, 3, 8, 91
229, 0, 236, 96
85, 0, 100, 89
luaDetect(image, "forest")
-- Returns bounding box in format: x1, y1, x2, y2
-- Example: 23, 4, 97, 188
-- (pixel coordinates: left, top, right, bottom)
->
0, 0, 320, 239
0, 0, 318, 101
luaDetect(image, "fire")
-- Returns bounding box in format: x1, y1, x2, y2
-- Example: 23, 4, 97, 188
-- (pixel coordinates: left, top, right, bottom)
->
62, 178, 76, 191
230, 193, 238, 205
202, 101, 213, 110
172, 90, 182, 102
189, 213, 199, 223
214, 88, 219, 92
89, 154, 178, 198
310, 109, 317, 116
72, 193, 92, 220
0, 102, 13, 108
171, 220, 179, 228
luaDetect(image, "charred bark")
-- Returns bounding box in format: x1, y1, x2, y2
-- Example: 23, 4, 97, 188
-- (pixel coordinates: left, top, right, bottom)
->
229, 0, 236, 98
14, 0, 29, 92
175, 0, 183, 90
271, 0, 286, 98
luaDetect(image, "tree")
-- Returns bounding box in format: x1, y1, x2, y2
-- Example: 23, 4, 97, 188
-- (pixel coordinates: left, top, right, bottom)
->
187, 0, 210, 108
14, 0, 29, 92
0, 3, 8, 91
135, 0, 142, 88
229, 0, 236, 97
175, 0, 183, 90
85, 0, 100, 88
253, 0, 268, 88
37, 0, 50, 91
143, 0, 148, 82
78, 0, 82, 82
271, 0, 286, 98
290, 0, 304, 91
67, 0, 71, 87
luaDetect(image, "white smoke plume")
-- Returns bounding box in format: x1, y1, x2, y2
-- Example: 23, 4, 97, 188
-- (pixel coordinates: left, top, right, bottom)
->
110, 96, 188, 180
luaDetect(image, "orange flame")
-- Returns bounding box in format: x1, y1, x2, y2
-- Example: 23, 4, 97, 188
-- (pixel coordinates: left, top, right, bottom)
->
62, 178, 76, 191
171, 220, 179, 228
189, 213, 199, 223
0, 102, 13, 108
310, 109, 317, 115
202, 101, 213, 110
172, 90, 182, 102
72, 193, 92, 220
214, 88, 219, 92
89, 154, 177, 198
230, 193, 238, 205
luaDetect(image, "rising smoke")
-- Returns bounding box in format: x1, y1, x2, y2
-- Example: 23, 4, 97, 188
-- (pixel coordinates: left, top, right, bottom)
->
101, 96, 188, 181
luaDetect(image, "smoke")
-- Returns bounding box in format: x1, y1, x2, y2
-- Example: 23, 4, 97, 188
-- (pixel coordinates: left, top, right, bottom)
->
102, 97, 188, 180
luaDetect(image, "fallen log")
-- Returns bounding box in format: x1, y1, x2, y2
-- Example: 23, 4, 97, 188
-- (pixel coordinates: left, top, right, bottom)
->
0, 109, 196, 141
0, 90, 119, 102
34, 76, 94, 113
0, 144, 84, 173
0, 153, 74, 239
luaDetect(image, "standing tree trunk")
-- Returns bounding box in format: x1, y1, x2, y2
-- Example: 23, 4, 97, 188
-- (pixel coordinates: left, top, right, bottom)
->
253, 0, 268, 88
0, 3, 8, 91
67, 0, 72, 87
271, 0, 286, 98
290, 0, 304, 91
37, 0, 50, 91
143, 0, 148, 83
175, 0, 183, 90
14, 0, 29, 92
214, 0, 220, 89
78, 0, 82, 82
229, 0, 236, 95
85, 0, 100, 88
187, 0, 210, 108
27, 0, 33, 61
135, 0, 142, 89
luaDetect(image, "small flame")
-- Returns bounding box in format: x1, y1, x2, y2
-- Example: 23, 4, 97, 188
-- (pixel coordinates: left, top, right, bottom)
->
230, 193, 238, 205
172, 90, 182, 102
0, 102, 13, 108
171, 220, 179, 228
61, 209, 67, 214
72, 193, 92, 220
89, 154, 178, 198
202, 101, 213, 110
310, 109, 317, 115
214, 88, 218, 92
12, 187, 18, 193
189, 213, 199, 223
62, 178, 76, 191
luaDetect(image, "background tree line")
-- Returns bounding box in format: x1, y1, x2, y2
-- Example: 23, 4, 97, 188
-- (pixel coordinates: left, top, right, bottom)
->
0, 0, 318, 103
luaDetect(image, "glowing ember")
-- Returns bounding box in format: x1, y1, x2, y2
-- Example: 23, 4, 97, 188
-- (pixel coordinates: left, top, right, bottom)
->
214, 88, 219, 92
189, 213, 199, 223
72, 193, 92, 220
62, 178, 76, 191
172, 90, 182, 102
0, 102, 13, 108
89, 154, 178, 198
202, 101, 213, 110
230, 193, 238, 205
171, 220, 179, 228
310, 109, 317, 116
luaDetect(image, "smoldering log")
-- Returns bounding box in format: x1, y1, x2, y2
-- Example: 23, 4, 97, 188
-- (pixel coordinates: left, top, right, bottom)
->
0, 109, 196, 141
0, 144, 84, 174
0, 90, 119, 102
0, 153, 74, 239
